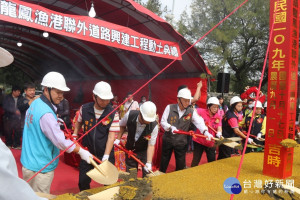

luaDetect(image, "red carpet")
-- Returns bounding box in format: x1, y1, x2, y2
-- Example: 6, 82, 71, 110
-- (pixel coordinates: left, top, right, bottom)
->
11, 149, 210, 195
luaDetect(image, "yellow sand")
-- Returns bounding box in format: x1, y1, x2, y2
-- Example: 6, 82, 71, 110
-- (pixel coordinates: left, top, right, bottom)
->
54, 148, 300, 199
151, 148, 300, 199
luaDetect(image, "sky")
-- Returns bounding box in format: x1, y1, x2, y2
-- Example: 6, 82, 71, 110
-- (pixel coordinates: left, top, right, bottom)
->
160, 0, 192, 21
141, 0, 193, 22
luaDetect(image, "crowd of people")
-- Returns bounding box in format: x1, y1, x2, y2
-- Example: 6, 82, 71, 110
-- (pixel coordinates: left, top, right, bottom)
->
1, 71, 300, 199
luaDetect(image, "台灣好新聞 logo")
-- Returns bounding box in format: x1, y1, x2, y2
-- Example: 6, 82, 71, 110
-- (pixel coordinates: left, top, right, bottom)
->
223, 177, 242, 194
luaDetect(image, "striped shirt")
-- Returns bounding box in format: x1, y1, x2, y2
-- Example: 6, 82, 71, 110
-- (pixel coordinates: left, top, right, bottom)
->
77, 106, 120, 133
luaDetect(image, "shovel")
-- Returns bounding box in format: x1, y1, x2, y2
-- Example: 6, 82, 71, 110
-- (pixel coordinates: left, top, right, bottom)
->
174, 130, 231, 146
226, 142, 243, 150
57, 118, 119, 185
242, 131, 265, 142
88, 186, 120, 200
114, 144, 156, 176
87, 157, 119, 185
233, 141, 264, 150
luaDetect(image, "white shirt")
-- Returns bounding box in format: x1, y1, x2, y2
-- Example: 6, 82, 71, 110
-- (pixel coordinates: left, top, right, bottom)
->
0, 139, 47, 200
124, 100, 139, 111
160, 104, 208, 133
119, 111, 158, 146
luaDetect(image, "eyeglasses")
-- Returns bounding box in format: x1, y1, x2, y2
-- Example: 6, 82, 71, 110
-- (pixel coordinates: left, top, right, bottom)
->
210, 105, 219, 109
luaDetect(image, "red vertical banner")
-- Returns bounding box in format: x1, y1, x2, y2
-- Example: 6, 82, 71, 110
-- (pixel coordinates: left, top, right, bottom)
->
263, 0, 299, 179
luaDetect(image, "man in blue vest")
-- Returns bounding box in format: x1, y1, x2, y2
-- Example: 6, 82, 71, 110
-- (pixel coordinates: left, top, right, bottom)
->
115, 101, 158, 177
72, 81, 117, 191
160, 88, 210, 173
21, 72, 92, 194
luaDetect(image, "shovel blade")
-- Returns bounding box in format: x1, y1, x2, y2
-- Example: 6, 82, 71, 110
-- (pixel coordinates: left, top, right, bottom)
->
223, 141, 243, 150
87, 160, 119, 185
88, 186, 120, 200
227, 137, 243, 142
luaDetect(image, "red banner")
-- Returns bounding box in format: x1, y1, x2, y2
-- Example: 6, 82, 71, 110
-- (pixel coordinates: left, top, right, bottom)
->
0, 0, 182, 60
263, 0, 299, 179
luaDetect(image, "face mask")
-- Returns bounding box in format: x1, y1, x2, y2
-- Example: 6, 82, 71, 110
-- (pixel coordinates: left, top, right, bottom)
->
142, 99, 146, 102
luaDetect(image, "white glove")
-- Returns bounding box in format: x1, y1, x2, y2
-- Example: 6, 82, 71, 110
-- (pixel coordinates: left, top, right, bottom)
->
170, 126, 178, 134
144, 162, 152, 173
204, 130, 213, 141
257, 133, 262, 140
114, 139, 120, 145
102, 154, 109, 161
216, 132, 222, 138
248, 138, 254, 144
57, 118, 64, 125
78, 148, 92, 164
72, 133, 78, 140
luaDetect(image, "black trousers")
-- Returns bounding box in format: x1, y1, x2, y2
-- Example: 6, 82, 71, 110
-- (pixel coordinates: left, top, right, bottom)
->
191, 141, 215, 167
78, 155, 115, 191
3, 117, 22, 147
159, 138, 186, 173
125, 150, 147, 177
217, 144, 232, 160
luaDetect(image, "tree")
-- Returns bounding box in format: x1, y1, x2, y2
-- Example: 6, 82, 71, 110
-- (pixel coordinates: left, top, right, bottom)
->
0, 65, 33, 92
188, 0, 269, 94
145, 0, 163, 16
176, 9, 191, 39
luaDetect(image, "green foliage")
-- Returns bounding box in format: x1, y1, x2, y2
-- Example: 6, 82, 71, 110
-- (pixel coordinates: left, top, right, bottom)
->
180, 0, 270, 94
176, 10, 190, 38
145, 0, 163, 16
0, 65, 32, 91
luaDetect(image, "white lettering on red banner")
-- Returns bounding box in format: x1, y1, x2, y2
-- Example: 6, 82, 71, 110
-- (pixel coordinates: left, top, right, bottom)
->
0, 0, 182, 60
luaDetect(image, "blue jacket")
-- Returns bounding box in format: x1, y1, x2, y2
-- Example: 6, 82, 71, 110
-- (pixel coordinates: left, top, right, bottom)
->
21, 95, 59, 173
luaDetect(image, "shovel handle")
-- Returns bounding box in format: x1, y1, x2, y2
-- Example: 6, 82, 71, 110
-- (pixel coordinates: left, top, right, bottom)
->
92, 155, 102, 164
89, 157, 106, 176
206, 124, 218, 134
242, 131, 262, 139
114, 144, 145, 167
114, 144, 156, 176
174, 130, 215, 141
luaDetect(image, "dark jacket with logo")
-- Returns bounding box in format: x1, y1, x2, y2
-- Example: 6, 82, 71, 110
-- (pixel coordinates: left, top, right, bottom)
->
163, 104, 193, 146
81, 102, 115, 161
245, 112, 266, 145
222, 110, 239, 138
125, 110, 157, 152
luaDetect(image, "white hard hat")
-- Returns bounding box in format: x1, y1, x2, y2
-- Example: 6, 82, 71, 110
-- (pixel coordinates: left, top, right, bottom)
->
207, 97, 220, 105
230, 96, 243, 106
41, 72, 70, 91
251, 100, 263, 108
177, 88, 193, 100
93, 81, 113, 100
140, 101, 157, 122
264, 101, 267, 108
